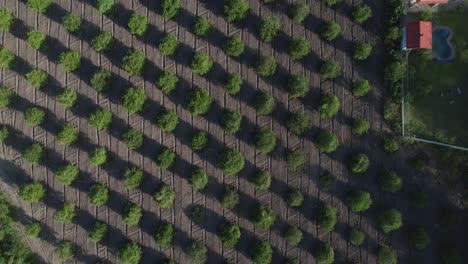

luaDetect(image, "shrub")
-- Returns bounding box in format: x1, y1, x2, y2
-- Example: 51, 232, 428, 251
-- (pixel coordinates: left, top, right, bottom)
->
348, 153, 369, 174
161, 0, 180, 19
0, 86, 15, 108
254, 128, 276, 154
320, 60, 340, 79
314, 242, 334, 264
222, 110, 242, 134
24, 107, 45, 126
89, 147, 108, 166
88, 221, 107, 242
156, 148, 176, 170
25, 223, 42, 237
55, 241, 73, 260
378, 245, 397, 264
319, 173, 335, 189
92, 31, 114, 52
27, 0, 52, 13
253, 171, 271, 190
19, 181, 45, 203
22, 143, 44, 164
409, 226, 430, 250
154, 222, 174, 246
348, 228, 365, 246
57, 124, 78, 146
55, 202, 77, 223
96, 0, 114, 14
352, 118, 370, 135
123, 166, 144, 189
185, 241, 207, 264
58, 88, 77, 108
219, 148, 245, 176
189, 205, 204, 223
0, 7, 15, 31
353, 42, 372, 60
223, 73, 242, 95
384, 61, 406, 83
259, 16, 280, 43
287, 74, 309, 98
191, 131, 208, 150
316, 203, 337, 232
89, 108, 112, 130
287, 189, 304, 207
159, 33, 179, 56
91, 69, 112, 92
59, 50, 81, 71
128, 13, 147, 36
119, 241, 142, 264
123, 203, 142, 226
346, 190, 372, 212
0, 47, 15, 69
255, 92, 275, 115
62, 13, 81, 33
379, 170, 402, 193
287, 111, 312, 135
122, 86, 147, 114
27, 30, 46, 50
122, 49, 145, 76
122, 128, 143, 150
156, 109, 179, 132
289, 37, 311, 60
89, 183, 108, 206
418, 9, 433, 21
352, 79, 371, 97
377, 208, 402, 233
250, 240, 272, 264
289, 2, 309, 23
224, 0, 249, 23
315, 130, 340, 153
318, 95, 340, 118
221, 186, 240, 209
193, 16, 211, 36
26, 69, 48, 88
190, 168, 209, 190
252, 204, 276, 230
56, 164, 79, 186
219, 222, 241, 247
255, 56, 277, 77
187, 88, 212, 115
191, 53, 213, 75
287, 150, 305, 171
0, 126, 10, 143
321, 21, 341, 41
285, 225, 303, 246
324, 0, 337, 7
153, 185, 175, 208
223, 36, 245, 57
157, 71, 178, 94
383, 137, 399, 152
353, 4, 372, 24
409, 190, 427, 208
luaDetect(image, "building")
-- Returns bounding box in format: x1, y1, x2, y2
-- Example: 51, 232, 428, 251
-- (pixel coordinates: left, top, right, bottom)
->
404, 21, 433, 49
410, 0, 449, 6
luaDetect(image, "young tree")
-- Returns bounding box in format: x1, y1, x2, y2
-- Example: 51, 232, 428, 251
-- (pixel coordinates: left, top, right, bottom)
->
128, 13, 148, 36
254, 128, 276, 154
255, 56, 277, 77
251, 204, 276, 230
57, 123, 78, 146
287, 150, 305, 171
185, 241, 207, 264
88, 221, 107, 242
314, 242, 334, 264
123, 202, 142, 226
19, 181, 45, 203
253, 171, 271, 190
224, 0, 250, 23
348, 153, 369, 174
26, 69, 48, 89
352, 118, 370, 136
348, 228, 365, 246
320, 60, 340, 79
346, 189, 372, 212
353, 42, 372, 60
55, 164, 79, 186
316, 203, 337, 232
55, 202, 77, 223
62, 13, 81, 33
319, 95, 340, 118
190, 168, 209, 190
122, 128, 143, 150
119, 241, 142, 264
378, 245, 397, 264
287, 189, 304, 207
409, 190, 428, 208
287, 111, 312, 135
161, 0, 180, 19
0, 126, 10, 144
24, 107, 46, 126
89, 107, 112, 130
223, 35, 245, 57
156, 148, 176, 170
122, 86, 147, 114
285, 225, 303, 246
378, 170, 402, 193
193, 16, 212, 37
315, 130, 340, 153
289, 2, 310, 23
55, 241, 74, 260
222, 109, 242, 134
0, 7, 15, 31
58, 88, 78, 108
287, 74, 309, 98
255, 92, 275, 115
223, 73, 242, 95
59, 50, 81, 72
96, 0, 115, 14
409, 226, 430, 250
88, 183, 109, 206
221, 186, 240, 209
191, 53, 213, 75
219, 222, 241, 247
154, 222, 174, 246
352, 79, 371, 97
187, 88, 213, 115
157, 71, 179, 94
156, 109, 179, 132
27, 30, 47, 50
159, 33, 179, 56
153, 185, 175, 208
352, 4, 372, 24
321, 21, 341, 41
324, 0, 337, 7
0, 86, 15, 108
191, 131, 208, 151
91, 31, 114, 52
22, 143, 44, 164
377, 208, 402, 233
259, 16, 280, 43
219, 148, 245, 176
91, 69, 112, 92
289, 37, 311, 60
25, 222, 42, 237
0, 47, 15, 69
319, 173, 336, 189
89, 147, 108, 166
250, 240, 272, 264
123, 166, 144, 189
122, 49, 145, 76
383, 137, 399, 152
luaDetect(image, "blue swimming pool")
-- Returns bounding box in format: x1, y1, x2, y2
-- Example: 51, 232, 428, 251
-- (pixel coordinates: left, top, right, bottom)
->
432, 27, 455, 61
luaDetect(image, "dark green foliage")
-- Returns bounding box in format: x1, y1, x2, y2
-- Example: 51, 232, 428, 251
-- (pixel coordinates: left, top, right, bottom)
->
221, 186, 239, 209
122, 49, 145, 76
353, 4, 372, 24
62, 13, 81, 33
57, 124, 78, 146
27, 0, 52, 13
409, 226, 430, 250
287, 74, 309, 98
153, 185, 175, 208
123, 166, 144, 189
157, 71, 178, 94
0, 47, 15, 69
0, 7, 15, 31
222, 110, 242, 134
259, 16, 280, 43
89, 147, 108, 166
24, 107, 45, 126
315, 130, 340, 153
352, 79, 371, 97
289, 37, 311, 60
251, 204, 276, 230
92, 31, 114, 52
55, 164, 79, 186
89, 108, 112, 130
156, 109, 179, 132
378, 245, 397, 264
0, 86, 15, 108
26, 69, 48, 88
191, 53, 213, 75
418, 9, 433, 21
96, 0, 114, 14
287, 111, 312, 135
189, 205, 204, 223
320, 60, 340, 79
379, 170, 402, 193
383, 137, 399, 152
128, 13, 147, 36
314, 242, 334, 264
0, 126, 10, 143
219, 222, 241, 247
56, 241, 73, 260
254, 128, 276, 154
255, 56, 277, 77
384, 26, 401, 46
190, 168, 209, 190
119, 241, 142, 264
346, 189, 372, 212
123, 203, 142, 226
353, 42, 372, 60
193, 16, 211, 36
187, 88, 212, 115
377, 208, 402, 233
352, 118, 370, 135
91, 69, 112, 92
25, 223, 42, 237
161, 0, 180, 19
88, 221, 107, 242
348, 228, 365, 246
122, 128, 143, 150
439, 248, 461, 264
156, 148, 176, 170
55, 202, 77, 223
255, 92, 275, 115
59, 50, 81, 71
219, 148, 245, 176
321, 21, 341, 41
285, 225, 302, 246
223, 36, 245, 57
289, 2, 310, 23
122, 86, 147, 114
19, 181, 45, 203
287, 189, 304, 207
287, 150, 305, 171
223, 73, 242, 94
185, 241, 207, 264
250, 240, 272, 264
27, 30, 46, 50
409, 190, 427, 208
154, 222, 174, 246
384, 60, 406, 83
191, 131, 208, 150
319, 173, 336, 189
318, 95, 340, 118
324, 0, 337, 7
253, 171, 271, 190
316, 203, 337, 232
22, 143, 44, 164
348, 153, 369, 174
58, 88, 77, 108
159, 33, 179, 56
89, 183, 109, 206
224, 0, 250, 23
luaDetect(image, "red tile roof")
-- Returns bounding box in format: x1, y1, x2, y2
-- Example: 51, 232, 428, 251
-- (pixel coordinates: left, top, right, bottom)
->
416, 0, 449, 4
406, 21, 433, 49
